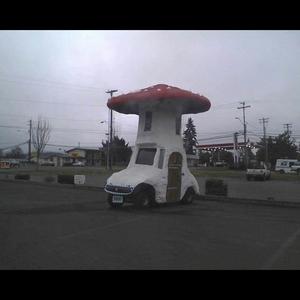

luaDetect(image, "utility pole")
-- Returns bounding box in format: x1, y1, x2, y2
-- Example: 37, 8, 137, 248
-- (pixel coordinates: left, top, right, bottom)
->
237, 101, 251, 168
233, 132, 239, 169
259, 117, 269, 164
106, 89, 118, 170
28, 119, 32, 162
283, 123, 292, 135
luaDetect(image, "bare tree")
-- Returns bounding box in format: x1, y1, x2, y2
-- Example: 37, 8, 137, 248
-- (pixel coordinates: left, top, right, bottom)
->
32, 117, 51, 168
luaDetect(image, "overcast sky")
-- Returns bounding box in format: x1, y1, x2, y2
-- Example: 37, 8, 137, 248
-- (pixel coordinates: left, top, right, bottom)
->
0, 30, 300, 153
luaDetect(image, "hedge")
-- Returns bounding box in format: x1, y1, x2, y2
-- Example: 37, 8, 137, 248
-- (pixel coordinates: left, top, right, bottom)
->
57, 174, 74, 184
14, 174, 30, 180
205, 179, 228, 196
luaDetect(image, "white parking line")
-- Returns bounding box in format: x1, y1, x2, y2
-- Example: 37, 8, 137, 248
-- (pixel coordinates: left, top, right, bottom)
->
261, 226, 300, 269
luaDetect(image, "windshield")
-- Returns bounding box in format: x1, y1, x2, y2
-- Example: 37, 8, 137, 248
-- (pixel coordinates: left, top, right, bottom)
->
135, 148, 157, 166
249, 162, 265, 169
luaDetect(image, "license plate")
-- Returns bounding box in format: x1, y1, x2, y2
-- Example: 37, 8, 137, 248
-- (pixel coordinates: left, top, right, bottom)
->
112, 195, 124, 203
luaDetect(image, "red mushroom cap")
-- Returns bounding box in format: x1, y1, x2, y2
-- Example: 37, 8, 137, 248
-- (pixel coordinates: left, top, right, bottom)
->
107, 84, 211, 115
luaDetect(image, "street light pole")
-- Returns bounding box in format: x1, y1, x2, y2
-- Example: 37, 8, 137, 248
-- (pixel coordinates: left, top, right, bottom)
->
100, 121, 109, 170
106, 89, 118, 170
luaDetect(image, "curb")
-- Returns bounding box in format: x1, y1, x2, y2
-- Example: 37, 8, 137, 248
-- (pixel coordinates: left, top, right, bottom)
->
0, 179, 105, 192
1, 178, 300, 209
196, 194, 300, 209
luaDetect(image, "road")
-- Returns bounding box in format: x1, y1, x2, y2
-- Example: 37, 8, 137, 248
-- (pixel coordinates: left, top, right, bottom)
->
1, 181, 300, 269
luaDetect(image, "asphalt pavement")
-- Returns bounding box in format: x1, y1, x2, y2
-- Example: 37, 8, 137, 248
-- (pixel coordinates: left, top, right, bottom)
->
1, 181, 300, 269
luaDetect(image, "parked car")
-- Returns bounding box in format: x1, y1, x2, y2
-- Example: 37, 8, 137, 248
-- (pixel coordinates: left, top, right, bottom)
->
246, 162, 271, 181
215, 161, 227, 167
291, 161, 300, 175
72, 161, 85, 167
9, 160, 20, 168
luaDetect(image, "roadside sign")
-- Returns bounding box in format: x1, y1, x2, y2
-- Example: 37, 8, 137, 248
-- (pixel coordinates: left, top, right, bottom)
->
74, 175, 85, 185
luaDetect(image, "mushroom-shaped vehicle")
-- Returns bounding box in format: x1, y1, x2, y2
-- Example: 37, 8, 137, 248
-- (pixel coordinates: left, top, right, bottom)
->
104, 84, 211, 208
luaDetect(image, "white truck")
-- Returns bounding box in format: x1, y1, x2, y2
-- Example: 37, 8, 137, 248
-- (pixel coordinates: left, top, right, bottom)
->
275, 159, 298, 174
246, 162, 271, 181
291, 161, 300, 175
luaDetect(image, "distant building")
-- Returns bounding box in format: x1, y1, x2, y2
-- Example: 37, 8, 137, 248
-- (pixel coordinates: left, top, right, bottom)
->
186, 153, 199, 167
31, 152, 70, 167
65, 147, 105, 166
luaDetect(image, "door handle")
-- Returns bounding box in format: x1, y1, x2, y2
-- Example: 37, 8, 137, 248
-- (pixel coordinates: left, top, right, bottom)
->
181, 173, 184, 176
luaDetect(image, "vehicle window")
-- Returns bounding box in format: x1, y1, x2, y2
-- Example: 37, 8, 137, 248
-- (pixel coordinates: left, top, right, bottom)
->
281, 161, 287, 166
144, 111, 152, 131
158, 149, 165, 169
136, 148, 157, 165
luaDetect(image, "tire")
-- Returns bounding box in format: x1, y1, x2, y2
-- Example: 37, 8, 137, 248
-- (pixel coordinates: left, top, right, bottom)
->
279, 170, 284, 174
107, 194, 124, 209
246, 175, 251, 181
133, 190, 152, 208
181, 188, 195, 205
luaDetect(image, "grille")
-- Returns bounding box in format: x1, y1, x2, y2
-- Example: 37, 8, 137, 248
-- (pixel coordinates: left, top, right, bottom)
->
105, 185, 132, 194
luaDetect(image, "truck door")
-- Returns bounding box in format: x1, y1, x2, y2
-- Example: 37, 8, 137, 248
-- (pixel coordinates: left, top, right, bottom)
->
166, 152, 182, 202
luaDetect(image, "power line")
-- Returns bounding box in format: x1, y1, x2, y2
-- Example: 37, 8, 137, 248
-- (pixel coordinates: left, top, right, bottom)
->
0, 74, 104, 92
0, 112, 107, 123
0, 141, 28, 151
0, 96, 106, 107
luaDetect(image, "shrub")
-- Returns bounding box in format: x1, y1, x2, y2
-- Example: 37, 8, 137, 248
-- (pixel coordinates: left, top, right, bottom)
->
57, 174, 74, 184
15, 174, 30, 180
44, 176, 55, 183
205, 179, 228, 196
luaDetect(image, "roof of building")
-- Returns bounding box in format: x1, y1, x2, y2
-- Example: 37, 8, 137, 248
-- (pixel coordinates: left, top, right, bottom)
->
65, 147, 103, 153
39, 152, 69, 159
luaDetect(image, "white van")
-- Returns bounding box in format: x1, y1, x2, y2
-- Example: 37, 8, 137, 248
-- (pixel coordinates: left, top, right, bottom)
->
275, 159, 298, 174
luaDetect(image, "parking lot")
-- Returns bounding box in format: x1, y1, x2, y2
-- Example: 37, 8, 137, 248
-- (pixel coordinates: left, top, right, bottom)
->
1, 180, 300, 269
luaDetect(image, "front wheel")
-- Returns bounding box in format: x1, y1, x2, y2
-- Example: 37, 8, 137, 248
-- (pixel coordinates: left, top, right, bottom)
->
133, 191, 153, 208
181, 188, 195, 205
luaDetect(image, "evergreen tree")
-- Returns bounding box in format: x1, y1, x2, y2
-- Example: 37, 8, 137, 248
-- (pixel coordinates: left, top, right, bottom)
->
183, 117, 197, 154
102, 136, 132, 165
256, 132, 298, 167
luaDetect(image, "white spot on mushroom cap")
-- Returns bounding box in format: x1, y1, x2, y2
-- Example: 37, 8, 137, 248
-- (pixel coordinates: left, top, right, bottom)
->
157, 88, 161, 91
